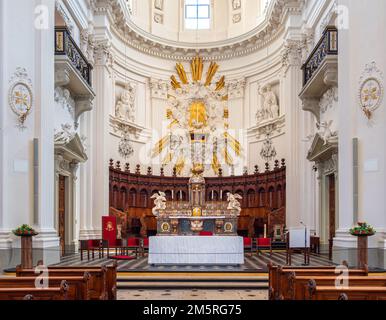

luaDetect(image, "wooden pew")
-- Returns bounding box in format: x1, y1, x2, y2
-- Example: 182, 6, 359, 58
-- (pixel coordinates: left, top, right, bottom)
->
276, 266, 368, 300
286, 274, 386, 300
267, 262, 348, 300
0, 273, 91, 300
16, 265, 107, 300
0, 280, 68, 300
307, 280, 386, 300
37, 260, 117, 300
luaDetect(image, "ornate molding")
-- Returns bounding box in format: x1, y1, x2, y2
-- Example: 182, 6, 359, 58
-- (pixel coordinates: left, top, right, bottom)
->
94, 39, 114, 69
55, 86, 75, 119
227, 79, 246, 99
150, 78, 170, 99
320, 86, 338, 114
91, 0, 304, 61
281, 39, 303, 75
248, 114, 285, 141
55, 0, 74, 35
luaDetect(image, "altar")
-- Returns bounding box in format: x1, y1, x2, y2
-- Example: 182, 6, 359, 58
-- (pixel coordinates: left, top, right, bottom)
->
148, 236, 244, 265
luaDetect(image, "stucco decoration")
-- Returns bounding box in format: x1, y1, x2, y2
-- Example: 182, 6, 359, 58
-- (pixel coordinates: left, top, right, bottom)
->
358, 61, 384, 120
118, 131, 134, 159
256, 85, 280, 124
115, 83, 136, 123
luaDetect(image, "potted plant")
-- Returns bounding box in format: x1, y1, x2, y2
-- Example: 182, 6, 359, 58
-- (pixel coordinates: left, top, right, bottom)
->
350, 222, 375, 269
12, 224, 38, 237
12, 224, 38, 269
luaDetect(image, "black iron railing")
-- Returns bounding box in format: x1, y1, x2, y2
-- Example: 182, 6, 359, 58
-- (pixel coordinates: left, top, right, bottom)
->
55, 27, 92, 87
302, 26, 338, 87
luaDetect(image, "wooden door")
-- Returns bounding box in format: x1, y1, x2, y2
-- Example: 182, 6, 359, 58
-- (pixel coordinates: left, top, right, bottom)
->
328, 174, 336, 259
58, 175, 66, 256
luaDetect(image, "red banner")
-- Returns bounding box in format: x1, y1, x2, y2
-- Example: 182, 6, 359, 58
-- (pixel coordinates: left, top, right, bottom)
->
102, 216, 117, 246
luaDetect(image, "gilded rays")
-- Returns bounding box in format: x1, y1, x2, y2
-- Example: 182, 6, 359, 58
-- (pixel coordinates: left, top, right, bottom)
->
170, 58, 226, 93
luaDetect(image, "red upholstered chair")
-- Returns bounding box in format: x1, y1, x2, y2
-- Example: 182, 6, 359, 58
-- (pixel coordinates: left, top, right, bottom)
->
256, 237, 272, 256
124, 237, 140, 258
79, 239, 104, 260
199, 231, 213, 236
243, 237, 253, 254
107, 239, 123, 257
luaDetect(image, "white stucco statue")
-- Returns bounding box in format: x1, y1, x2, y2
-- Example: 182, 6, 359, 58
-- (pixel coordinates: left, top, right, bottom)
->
116, 83, 136, 122
262, 85, 280, 119
317, 120, 337, 145
151, 191, 167, 216
227, 193, 242, 215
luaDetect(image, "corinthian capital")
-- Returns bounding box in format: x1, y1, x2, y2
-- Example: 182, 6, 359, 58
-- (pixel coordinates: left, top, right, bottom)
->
281, 40, 303, 73
94, 40, 113, 67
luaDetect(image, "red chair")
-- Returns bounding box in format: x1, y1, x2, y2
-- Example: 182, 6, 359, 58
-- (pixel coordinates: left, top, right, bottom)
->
79, 239, 105, 260
107, 239, 123, 257
124, 237, 140, 258
243, 237, 253, 254
256, 237, 272, 256
199, 231, 213, 236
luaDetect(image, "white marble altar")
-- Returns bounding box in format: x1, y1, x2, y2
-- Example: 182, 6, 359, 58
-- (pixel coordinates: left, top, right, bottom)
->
148, 236, 244, 265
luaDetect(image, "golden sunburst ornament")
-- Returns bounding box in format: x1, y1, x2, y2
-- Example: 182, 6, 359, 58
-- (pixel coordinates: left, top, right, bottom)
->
151, 57, 242, 176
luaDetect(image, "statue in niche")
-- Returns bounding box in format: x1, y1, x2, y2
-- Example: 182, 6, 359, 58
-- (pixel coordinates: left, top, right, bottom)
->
115, 83, 136, 122
256, 85, 280, 124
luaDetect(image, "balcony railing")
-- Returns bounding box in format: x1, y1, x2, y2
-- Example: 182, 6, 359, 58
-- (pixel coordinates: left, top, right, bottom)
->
55, 27, 92, 87
302, 27, 338, 87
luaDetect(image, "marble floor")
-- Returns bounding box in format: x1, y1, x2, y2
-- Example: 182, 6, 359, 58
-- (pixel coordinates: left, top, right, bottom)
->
117, 289, 268, 300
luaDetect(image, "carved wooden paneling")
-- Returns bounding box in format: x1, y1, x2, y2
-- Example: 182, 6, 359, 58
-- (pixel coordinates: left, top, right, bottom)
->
109, 160, 286, 237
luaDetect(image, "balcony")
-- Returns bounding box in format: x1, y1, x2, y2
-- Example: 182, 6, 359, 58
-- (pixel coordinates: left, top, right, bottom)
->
55, 27, 92, 89
299, 27, 338, 120
55, 27, 95, 127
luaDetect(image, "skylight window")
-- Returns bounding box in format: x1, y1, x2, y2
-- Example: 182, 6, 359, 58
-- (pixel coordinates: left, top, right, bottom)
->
185, 0, 211, 30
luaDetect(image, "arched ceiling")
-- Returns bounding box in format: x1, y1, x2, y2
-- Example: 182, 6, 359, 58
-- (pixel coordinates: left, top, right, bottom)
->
92, 0, 305, 61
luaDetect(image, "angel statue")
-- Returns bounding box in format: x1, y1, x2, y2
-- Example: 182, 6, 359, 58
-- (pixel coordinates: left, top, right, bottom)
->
150, 191, 167, 216
227, 193, 242, 215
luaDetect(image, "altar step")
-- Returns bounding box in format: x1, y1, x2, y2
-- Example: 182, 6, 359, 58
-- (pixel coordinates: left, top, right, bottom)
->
117, 274, 268, 289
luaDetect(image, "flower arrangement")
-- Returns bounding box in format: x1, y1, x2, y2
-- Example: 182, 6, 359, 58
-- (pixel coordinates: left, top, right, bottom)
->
350, 222, 375, 236
12, 224, 38, 237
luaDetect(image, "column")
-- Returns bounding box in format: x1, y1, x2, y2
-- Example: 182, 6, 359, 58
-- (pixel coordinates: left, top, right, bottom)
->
90, 39, 113, 237
281, 39, 304, 229
33, 0, 60, 249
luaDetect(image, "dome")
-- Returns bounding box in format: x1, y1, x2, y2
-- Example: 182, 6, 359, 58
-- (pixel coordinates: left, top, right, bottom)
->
126, 0, 271, 45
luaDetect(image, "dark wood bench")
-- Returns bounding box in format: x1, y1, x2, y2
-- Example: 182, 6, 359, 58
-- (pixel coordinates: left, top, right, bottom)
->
16, 265, 107, 300
0, 273, 91, 300
276, 266, 368, 300
0, 280, 68, 300
286, 274, 386, 300
267, 262, 348, 300
307, 281, 386, 300
36, 261, 117, 300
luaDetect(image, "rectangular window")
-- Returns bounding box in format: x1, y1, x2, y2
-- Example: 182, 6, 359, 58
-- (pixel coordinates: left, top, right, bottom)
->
185, 0, 211, 30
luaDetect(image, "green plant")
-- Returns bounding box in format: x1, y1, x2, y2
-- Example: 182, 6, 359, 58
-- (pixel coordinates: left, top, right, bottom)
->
349, 222, 375, 236
12, 224, 38, 236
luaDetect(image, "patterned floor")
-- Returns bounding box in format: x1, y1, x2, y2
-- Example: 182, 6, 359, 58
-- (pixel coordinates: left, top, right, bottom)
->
51, 251, 334, 272
117, 289, 269, 300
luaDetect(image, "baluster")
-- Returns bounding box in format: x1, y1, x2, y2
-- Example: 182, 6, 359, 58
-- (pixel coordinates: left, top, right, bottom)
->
125, 163, 130, 173
281, 159, 286, 168
172, 167, 177, 177
274, 160, 279, 170
109, 159, 114, 168
147, 167, 152, 176
116, 161, 121, 171
265, 162, 270, 172
254, 165, 259, 175
218, 168, 223, 177
160, 167, 165, 176
136, 165, 141, 175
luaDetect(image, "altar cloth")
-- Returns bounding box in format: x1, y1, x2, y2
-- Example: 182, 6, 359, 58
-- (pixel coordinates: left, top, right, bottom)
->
148, 236, 244, 265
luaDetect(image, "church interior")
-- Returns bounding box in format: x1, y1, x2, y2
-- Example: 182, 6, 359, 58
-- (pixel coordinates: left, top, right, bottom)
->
1, 0, 386, 303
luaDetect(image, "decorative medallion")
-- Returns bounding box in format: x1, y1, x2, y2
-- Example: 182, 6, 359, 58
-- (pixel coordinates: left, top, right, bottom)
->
161, 222, 170, 233
260, 134, 277, 162
224, 222, 233, 233
8, 68, 33, 129
118, 132, 134, 159
358, 61, 384, 120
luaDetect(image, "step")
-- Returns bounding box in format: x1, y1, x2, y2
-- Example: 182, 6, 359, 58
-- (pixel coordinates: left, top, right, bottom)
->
118, 276, 268, 282
117, 281, 269, 289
